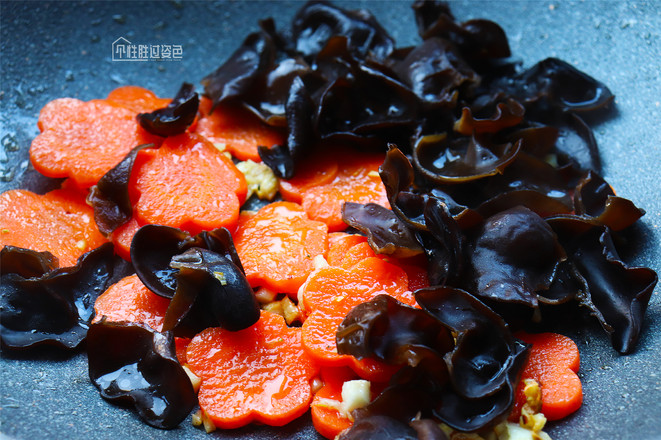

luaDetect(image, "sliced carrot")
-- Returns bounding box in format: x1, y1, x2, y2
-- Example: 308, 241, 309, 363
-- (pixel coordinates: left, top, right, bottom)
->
511, 332, 582, 421
0, 189, 108, 267
299, 257, 415, 381
326, 233, 429, 291
311, 367, 357, 439
280, 148, 390, 232
108, 216, 140, 261
278, 151, 339, 203
326, 233, 368, 267
175, 337, 191, 365
194, 97, 285, 162
93, 274, 170, 332
233, 201, 329, 297
186, 311, 320, 429
105, 85, 172, 114
30, 98, 161, 188
129, 132, 247, 235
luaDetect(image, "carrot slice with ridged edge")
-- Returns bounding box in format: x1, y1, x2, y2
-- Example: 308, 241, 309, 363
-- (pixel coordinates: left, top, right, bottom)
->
105, 85, 172, 114
233, 201, 328, 297
278, 151, 339, 203
510, 332, 582, 421
30, 98, 162, 188
93, 274, 170, 332
326, 233, 429, 291
299, 257, 415, 381
311, 367, 357, 439
186, 311, 320, 429
108, 217, 140, 261
194, 97, 285, 162
0, 189, 107, 267
280, 148, 390, 232
129, 132, 247, 236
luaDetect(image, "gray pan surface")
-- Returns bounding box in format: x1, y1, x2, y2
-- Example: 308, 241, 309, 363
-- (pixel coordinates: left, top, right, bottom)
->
1, 1, 660, 439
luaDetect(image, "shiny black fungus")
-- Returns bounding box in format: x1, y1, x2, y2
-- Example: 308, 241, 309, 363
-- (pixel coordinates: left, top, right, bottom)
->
131, 224, 243, 299
341, 202, 423, 258
511, 57, 614, 114
163, 248, 260, 334
413, 0, 511, 60
415, 287, 529, 430
292, 1, 394, 61
413, 133, 521, 183
137, 83, 199, 137
338, 290, 527, 432
470, 206, 566, 308
87, 144, 153, 235
202, 30, 276, 110
87, 320, 196, 429
574, 171, 644, 231
0, 243, 125, 350
548, 217, 658, 354
337, 294, 453, 366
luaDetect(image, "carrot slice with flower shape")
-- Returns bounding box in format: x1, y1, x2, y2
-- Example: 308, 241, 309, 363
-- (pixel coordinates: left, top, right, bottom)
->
129, 132, 247, 235
30, 98, 161, 188
281, 148, 390, 232
278, 151, 339, 203
93, 274, 170, 332
0, 189, 107, 267
311, 367, 357, 439
194, 97, 285, 162
326, 233, 429, 291
186, 311, 320, 429
105, 85, 172, 114
234, 201, 328, 297
108, 217, 140, 261
510, 332, 582, 421
299, 257, 415, 381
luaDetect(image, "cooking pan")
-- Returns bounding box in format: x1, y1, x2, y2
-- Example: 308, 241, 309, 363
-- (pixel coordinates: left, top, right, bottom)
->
1, 1, 660, 439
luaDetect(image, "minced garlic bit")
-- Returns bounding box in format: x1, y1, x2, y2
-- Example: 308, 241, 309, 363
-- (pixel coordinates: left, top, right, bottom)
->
262, 296, 301, 325
212, 271, 227, 285
182, 364, 201, 393
494, 422, 552, 440
519, 378, 547, 433
281, 296, 301, 325
192, 409, 217, 433
236, 159, 278, 201
76, 239, 87, 250
254, 287, 278, 304
312, 380, 371, 422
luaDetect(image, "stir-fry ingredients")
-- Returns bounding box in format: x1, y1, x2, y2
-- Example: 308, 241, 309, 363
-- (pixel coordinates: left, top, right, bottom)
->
511, 332, 582, 422
186, 311, 319, 428
30, 97, 162, 188
0, 188, 107, 267
1, 0, 659, 439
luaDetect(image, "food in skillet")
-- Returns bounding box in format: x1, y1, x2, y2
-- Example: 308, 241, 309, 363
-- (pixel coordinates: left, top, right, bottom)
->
0, 1, 657, 439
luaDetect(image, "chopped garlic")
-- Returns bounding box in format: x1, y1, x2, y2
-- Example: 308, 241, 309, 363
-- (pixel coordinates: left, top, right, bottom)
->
281, 296, 301, 325
494, 422, 551, 440
182, 364, 201, 393
341, 380, 371, 416
236, 159, 278, 200
312, 380, 371, 422
254, 287, 278, 304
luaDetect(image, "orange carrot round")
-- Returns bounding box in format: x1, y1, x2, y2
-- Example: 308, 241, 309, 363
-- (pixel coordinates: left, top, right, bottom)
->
311, 367, 357, 439
93, 274, 170, 332
129, 132, 247, 235
194, 97, 285, 162
280, 148, 390, 232
106, 85, 172, 114
30, 98, 161, 188
511, 332, 582, 421
233, 201, 329, 297
299, 257, 415, 381
0, 189, 108, 267
186, 311, 319, 429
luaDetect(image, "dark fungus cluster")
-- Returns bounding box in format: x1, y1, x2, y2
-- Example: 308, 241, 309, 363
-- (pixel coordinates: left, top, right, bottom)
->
1, 0, 658, 435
